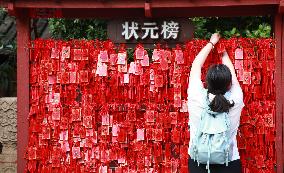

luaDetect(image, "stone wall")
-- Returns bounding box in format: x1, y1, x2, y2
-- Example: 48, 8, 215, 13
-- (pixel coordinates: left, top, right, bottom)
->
0, 97, 17, 173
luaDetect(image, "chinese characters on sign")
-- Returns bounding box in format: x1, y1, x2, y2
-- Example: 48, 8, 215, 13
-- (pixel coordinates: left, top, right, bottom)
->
107, 19, 193, 47
122, 21, 179, 40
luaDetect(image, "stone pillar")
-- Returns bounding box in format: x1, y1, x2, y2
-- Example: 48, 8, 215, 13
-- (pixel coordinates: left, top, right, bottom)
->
0, 97, 17, 173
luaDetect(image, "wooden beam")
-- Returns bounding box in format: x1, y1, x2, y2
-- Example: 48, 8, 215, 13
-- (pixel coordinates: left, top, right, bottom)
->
10, 0, 279, 9
16, 9, 30, 173
274, 13, 284, 173
55, 5, 277, 19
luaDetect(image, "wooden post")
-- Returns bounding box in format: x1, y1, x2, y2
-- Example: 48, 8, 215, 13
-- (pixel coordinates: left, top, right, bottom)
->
16, 9, 30, 173
274, 13, 283, 173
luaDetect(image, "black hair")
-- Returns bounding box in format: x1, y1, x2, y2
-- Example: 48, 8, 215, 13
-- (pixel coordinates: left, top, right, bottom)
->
206, 64, 234, 113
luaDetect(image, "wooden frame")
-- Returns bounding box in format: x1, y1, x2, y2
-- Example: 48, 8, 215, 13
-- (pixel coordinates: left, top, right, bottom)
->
0, 0, 283, 172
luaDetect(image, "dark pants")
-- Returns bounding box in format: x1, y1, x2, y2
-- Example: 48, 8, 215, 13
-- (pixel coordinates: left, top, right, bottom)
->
188, 158, 242, 173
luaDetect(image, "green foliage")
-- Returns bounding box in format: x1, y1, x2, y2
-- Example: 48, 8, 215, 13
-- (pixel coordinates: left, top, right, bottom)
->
0, 52, 16, 95
48, 18, 107, 40
191, 16, 272, 39
0, 8, 16, 96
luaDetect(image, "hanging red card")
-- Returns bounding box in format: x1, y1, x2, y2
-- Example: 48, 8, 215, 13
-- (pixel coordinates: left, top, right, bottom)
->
234, 60, 243, 70
243, 71, 252, 85
175, 50, 184, 64
237, 69, 244, 81
28, 146, 37, 160
52, 107, 61, 121
155, 75, 163, 87
180, 100, 188, 113
82, 49, 89, 60
137, 128, 145, 141
109, 53, 118, 65
99, 50, 109, 63
129, 62, 136, 74
69, 72, 77, 83
123, 73, 130, 84
170, 112, 178, 124
72, 108, 82, 121
102, 114, 110, 126
59, 130, 68, 141
97, 63, 108, 77
265, 113, 274, 128
112, 124, 119, 137
51, 48, 59, 59
42, 125, 51, 140
61, 46, 70, 60
73, 49, 82, 60
72, 147, 81, 159
79, 70, 89, 83
235, 48, 243, 60
174, 93, 182, 108
145, 110, 155, 123
101, 126, 109, 136
53, 93, 60, 105
160, 56, 169, 71
117, 52, 126, 65
152, 49, 160, 62
141, 55, 150, 67
136, 47, 145, 60
83, 116, 93, 128
61, 72, 70, 84
154, 129, 163, 142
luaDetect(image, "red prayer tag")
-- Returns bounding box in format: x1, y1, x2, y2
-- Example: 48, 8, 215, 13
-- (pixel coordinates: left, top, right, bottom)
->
124, 73, 130, 84
83, 116, 93, 128
234, 60, 243, 70
110, 53, 118, 65
28, 146, 37, 160
235, 48, 244, 60
72, 147, 81, 159
145, 110, 155, 123
51, 48, 59, 59
175, 50, 184, 64
52, 107, 61, 121
99, 50, 109, 63
79, 70, 89, 83
141, 55, 150, 67
61, 46, 70, 60
155, 75, 163, 87
73, 49, 82, 60
69, 72, 77, 83
117, 52, 127, 65
72, 108, 82, 121
137, 128, 145, 141
243, 71, 252, 85
152, 49, 160, 62
102, 114, 110, 126
112, 124, 119, 137
129, 62, 136, 74
136, 47, 145, 60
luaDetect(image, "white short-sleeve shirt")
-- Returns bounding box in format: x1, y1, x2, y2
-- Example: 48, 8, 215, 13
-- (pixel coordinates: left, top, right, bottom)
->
187, 76, 245, 161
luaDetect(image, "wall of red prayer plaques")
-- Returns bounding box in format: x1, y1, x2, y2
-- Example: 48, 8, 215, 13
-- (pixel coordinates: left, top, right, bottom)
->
27, 38, 276, 173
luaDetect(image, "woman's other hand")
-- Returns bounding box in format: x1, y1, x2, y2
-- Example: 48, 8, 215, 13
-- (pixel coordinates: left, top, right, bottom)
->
210, 33, 221, 45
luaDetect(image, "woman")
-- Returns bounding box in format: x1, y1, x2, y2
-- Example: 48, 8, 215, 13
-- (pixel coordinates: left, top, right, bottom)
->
187, 33, 244, 173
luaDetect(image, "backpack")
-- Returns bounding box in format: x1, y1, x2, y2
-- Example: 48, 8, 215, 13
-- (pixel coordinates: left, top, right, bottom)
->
189, 97, 232, 173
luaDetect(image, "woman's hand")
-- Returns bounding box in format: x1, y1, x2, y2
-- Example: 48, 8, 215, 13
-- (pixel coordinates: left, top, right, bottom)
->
210, 33, 221, 45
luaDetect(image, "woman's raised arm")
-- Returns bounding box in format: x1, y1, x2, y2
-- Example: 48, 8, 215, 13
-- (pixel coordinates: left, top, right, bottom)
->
190, 33, 220, 79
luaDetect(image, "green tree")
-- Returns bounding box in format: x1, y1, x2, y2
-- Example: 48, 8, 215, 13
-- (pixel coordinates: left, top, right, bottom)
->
191, 16, 272, 39
48, 19, 107, 40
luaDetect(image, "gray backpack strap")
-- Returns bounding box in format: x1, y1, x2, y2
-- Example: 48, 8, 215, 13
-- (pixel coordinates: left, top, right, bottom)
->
192, 108, 207, 164
224, 112, 231, 166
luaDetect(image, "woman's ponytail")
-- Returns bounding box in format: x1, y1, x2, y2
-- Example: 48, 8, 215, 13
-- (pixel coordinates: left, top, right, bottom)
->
209, 93, 234, 113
